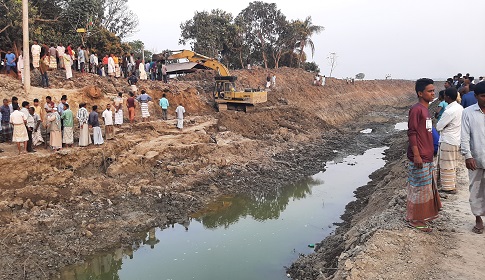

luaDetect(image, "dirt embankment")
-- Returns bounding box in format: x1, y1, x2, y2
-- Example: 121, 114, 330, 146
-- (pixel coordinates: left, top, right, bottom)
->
0, 68, 415, 279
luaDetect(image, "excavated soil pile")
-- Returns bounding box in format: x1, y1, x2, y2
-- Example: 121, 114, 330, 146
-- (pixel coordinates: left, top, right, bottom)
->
0, 68, 415, 279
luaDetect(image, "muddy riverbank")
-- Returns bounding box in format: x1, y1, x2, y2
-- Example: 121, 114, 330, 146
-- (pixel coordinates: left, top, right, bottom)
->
0, 69, 416, 279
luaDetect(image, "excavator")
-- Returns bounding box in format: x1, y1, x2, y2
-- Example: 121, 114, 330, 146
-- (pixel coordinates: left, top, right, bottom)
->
167, 50, 267, 112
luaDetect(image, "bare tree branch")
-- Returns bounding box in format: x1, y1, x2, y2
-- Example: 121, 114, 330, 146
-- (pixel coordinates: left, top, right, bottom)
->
0, 23, 12, 35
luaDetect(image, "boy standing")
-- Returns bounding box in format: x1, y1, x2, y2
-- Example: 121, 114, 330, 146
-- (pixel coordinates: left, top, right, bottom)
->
406, 78, 442, 232
102, 104, 114, 140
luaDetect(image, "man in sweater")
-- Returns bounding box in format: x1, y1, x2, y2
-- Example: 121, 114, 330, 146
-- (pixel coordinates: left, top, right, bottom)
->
406, 78, 442, 232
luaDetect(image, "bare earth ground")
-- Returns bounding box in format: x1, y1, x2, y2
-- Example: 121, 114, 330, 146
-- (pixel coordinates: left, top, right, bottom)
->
1, 68, 481, 280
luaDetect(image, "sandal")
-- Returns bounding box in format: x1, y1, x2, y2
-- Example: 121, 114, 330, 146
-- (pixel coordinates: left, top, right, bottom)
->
472, 226, 484, 234
408, 223, 433, 233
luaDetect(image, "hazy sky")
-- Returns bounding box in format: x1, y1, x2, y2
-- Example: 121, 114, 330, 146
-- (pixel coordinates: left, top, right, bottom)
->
126, 0, 485, 80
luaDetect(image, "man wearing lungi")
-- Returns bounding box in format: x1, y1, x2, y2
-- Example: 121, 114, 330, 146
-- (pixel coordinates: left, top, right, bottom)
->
436, 87, 463, 194
406, 78, 442, 232
461, 81, 485, 234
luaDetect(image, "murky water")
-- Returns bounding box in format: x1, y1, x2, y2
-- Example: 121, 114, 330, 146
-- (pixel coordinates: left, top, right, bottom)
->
60, 147, 388, 280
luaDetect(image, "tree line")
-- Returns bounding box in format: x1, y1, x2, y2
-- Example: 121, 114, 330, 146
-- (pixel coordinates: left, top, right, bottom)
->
1, 1, 323, 71
179, 1, 323, 71
0, 0, 138, 56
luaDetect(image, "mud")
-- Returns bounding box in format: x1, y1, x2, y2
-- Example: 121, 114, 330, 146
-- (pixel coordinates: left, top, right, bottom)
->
0, 68, 415, 279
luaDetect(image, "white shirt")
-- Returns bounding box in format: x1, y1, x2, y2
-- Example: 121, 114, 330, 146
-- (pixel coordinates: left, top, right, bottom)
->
56, 46, 65, 57
10, 110, 26, 125
31, 44, 41, 55
18, 54, 24, 70
461, 103, 485, 168
102, 109, 113, 125
436, 101, 463, 146
90, 54, 98, 65
175, 105, 185, 120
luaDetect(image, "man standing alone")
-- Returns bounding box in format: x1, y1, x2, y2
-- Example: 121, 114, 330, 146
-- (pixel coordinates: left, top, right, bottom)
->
102, 104, 114, 140
461, 82, 485, 234
406, 78, 442, 232
175, 103, 185, 130
159, 94, 169, 120
436, 87, 463, 194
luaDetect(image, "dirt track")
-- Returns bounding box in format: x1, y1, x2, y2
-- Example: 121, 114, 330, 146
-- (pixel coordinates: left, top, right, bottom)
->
0, 68, 452, 279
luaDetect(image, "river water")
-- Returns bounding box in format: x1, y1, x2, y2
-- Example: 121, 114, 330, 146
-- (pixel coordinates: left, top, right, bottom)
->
60, 147, 388, 280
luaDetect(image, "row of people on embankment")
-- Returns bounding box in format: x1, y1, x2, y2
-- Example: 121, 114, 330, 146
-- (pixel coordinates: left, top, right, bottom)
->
406, 77, 485, 234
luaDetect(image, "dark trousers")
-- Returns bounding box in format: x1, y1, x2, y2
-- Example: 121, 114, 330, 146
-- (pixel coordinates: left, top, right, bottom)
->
163, 74, 168, 83
41, 72, 49, 87
27, 126, 33, 152
162, 109, 168, 120
6, 65, 18, 74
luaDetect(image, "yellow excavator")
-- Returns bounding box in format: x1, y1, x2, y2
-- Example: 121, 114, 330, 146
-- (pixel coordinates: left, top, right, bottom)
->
167, 50, 267, 112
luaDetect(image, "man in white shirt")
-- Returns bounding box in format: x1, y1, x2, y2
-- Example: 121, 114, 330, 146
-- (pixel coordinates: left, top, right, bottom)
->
31, 40, 42, 68
10, 105, 28, 154
461, 81, 485, 234
90, 52, 98, 74
175, 103, 185, 129
436, 87, 463, 194
102, 104, 114, 140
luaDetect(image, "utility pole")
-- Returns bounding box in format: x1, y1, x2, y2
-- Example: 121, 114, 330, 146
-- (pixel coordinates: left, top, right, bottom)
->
142, 42, 145, 62
22, 0, 31, 92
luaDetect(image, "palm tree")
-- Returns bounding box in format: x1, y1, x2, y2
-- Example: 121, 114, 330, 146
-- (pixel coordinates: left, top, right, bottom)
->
293, 16, 324, 68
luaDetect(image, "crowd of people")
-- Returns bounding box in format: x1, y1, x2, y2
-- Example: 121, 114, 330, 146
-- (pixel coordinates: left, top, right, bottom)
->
406, 74, 485, 235
2, 40, 170, 86
0, 91, 186, 154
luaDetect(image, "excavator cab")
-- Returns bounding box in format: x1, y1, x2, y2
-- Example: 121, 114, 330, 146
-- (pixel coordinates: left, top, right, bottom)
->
214, 76, 237, 99
213, 76, 267, 112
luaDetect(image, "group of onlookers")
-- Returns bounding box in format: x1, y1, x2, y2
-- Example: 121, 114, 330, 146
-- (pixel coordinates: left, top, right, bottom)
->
406, 74, 485, 235
0, 91, 186, 154
2, 40, 171, 86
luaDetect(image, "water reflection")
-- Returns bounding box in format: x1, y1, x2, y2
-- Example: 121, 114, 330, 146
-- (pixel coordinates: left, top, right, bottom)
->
59, 247, 129, 280
193, 177, 321, 229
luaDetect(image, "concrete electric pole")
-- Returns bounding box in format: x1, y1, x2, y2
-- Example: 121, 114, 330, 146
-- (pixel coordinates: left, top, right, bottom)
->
22, 0, 31, 92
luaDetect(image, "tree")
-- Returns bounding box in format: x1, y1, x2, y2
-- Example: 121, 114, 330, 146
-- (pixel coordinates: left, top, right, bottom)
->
126, 40, 144, 59
101, 0, 139, 39
179, 9, 235, 59
303, 61, 320, 73
293, 16, 324, 68
235, 1, 287, 69
327, 52, 337, 77
356, 73, 365, 80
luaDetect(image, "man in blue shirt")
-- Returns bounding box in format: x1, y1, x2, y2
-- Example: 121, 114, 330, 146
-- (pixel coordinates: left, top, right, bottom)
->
4, 50, 17, 75
461, 83, 478, 108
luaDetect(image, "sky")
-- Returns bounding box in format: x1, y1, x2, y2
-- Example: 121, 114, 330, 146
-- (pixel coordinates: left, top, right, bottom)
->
126, 0, 485, 80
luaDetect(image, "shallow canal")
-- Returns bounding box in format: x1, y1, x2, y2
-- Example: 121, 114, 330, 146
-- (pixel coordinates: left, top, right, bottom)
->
60, 147, 388, 280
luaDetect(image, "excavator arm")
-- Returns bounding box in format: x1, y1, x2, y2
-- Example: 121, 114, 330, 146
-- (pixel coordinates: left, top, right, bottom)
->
168, 50, 231, 76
